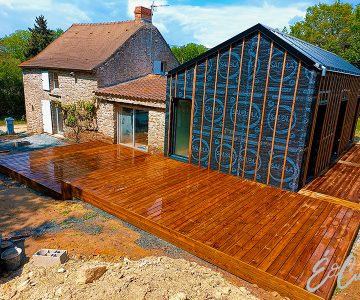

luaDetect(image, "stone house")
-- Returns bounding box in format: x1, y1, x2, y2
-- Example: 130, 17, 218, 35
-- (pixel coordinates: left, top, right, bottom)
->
20, 6, 178, 152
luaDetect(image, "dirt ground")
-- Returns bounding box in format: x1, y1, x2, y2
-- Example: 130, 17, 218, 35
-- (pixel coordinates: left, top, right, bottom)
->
0, 256, 262, 300
0, 124, 27, 135
0, 174, 282, 300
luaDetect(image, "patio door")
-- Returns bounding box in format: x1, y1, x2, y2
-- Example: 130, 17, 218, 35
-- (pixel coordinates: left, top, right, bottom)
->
117, 107, 148, 151
171, 98, 191, 159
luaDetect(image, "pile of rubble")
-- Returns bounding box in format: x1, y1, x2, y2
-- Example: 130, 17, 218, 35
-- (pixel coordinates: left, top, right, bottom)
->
0, 256, 262, 300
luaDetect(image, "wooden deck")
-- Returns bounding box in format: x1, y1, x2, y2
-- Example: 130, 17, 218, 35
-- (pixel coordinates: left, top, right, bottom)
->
300, 144, 360, 206
0, 142, 359, 300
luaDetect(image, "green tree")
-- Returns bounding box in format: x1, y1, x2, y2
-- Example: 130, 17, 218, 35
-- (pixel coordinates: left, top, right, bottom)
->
0, 53, 25, 118
0, 30, 31, 61
53, 28, 64, 40
54, 99, 97, 143
289, 1, 360, 67
26, 15, 54, 59
171, 43, 208, 64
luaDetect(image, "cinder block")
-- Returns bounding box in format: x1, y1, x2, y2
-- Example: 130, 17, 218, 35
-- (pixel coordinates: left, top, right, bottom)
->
32, 249, 68, 267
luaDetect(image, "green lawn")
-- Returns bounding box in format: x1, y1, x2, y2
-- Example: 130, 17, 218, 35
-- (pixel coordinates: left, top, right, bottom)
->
356, 117, 360, 139
0, 119, 27, 126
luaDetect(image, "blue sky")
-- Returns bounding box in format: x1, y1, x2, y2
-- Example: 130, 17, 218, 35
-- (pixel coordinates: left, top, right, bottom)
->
0, 0, 358, 47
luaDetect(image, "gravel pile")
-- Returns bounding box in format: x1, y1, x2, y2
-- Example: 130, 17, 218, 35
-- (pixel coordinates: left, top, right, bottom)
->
0, 134, 65, 154
0, 256, 260, 300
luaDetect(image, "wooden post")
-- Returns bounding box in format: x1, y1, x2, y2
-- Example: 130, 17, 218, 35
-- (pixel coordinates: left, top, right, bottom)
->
229, 38, 246, 174
242, 33, 261, 178
301, 75, 324, 187
183, 68, 187, 98
280, 61, 301, 189
61, 180, 73, 200
254, 41, 273, 182
208, 50, 221, 169
166, 76, 173, 156
218, 45, 233, 170
266, 51, 287, 185
188, 64, 198, 163
198, 58, 209, 165
314, 72, 335, 176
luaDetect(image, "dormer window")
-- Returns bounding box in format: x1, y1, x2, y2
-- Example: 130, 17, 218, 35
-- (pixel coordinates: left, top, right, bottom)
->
153, 61, 165, 75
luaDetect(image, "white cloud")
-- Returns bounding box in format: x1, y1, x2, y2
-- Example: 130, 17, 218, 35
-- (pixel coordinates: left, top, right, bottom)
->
0, 0, 90, 29
127, 0, 306, 47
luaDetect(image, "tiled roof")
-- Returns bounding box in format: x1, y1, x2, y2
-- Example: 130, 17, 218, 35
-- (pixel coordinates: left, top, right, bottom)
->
169, 23, 360, 76
20, 21, 147, 71
96, 74, 166, 102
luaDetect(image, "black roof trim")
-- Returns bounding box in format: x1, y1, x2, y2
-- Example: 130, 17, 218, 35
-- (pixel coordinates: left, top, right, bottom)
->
168, 23, 360, 76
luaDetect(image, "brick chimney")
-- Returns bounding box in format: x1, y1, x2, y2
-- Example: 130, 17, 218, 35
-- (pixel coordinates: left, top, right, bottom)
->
134, 6, 152, 23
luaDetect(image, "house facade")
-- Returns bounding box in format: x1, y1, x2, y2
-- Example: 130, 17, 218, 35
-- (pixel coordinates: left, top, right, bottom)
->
20, 6, 178, 152
164, 23, 360, 191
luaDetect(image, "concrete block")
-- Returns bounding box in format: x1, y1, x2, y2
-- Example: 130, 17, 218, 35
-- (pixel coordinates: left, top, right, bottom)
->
32, 249, 68, 267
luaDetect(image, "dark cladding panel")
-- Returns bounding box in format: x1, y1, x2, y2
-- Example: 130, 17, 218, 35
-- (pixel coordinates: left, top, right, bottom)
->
255, 45, 285, 185
166, 29, 320, 192
191, 61, 206, 165
243, 35, 271, 179
232, 34, 260, 177
268, 53, 298, 188
199, 54, 218, 168
176, 71, 185, 98
210, 48, 230, 170
219, 41, 243, 174
185, 68, 195, 98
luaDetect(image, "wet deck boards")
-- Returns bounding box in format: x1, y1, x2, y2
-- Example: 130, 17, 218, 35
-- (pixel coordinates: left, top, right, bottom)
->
0, 142, 359, 300
301, 144, 360, 205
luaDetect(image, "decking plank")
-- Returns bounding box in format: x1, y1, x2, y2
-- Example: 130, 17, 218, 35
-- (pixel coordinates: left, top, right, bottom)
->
0, 142, 358, 300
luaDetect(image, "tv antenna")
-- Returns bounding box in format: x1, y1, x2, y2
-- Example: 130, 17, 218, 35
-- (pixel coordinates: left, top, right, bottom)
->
150, 1, 170, 14
149, 1, 170, 67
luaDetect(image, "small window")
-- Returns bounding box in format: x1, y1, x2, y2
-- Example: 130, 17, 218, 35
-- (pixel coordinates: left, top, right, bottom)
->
49, 72, 59, 90
53, 73, 59, 89
153, 61, 165, 75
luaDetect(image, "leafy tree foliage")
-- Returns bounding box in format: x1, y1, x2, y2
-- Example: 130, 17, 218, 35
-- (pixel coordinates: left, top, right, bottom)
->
289, 1, 360, 67
54, 99, 97, 143
0, 53, 25, 118
0, 30, 31, 61
26, 15, 55, 59
171, 43, 208, 64
0, 15, 63, 119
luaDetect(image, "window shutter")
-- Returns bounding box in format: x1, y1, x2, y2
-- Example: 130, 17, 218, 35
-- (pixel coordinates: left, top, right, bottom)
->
153, 61, 164, 75
42, 71, 50, 90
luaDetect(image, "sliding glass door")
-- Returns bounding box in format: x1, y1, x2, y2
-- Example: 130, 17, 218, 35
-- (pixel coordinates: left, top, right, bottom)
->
119, 107, 133, 145
118, 107, 148, 151
171, 98, 191, 158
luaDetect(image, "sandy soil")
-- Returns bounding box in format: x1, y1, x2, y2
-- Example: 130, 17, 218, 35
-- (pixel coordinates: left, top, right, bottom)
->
0, 257, 262, 300
0, 174, 281, 300
0, 124, 27, 135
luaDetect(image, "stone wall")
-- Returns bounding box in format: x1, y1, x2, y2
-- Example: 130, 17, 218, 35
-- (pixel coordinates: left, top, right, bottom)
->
23, 69, 47, 133
148, 110, 165, 153
97, 100, 116, 142
97, 97, 165, 153
96, 24, 179, 88
23, 69, 97, 133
